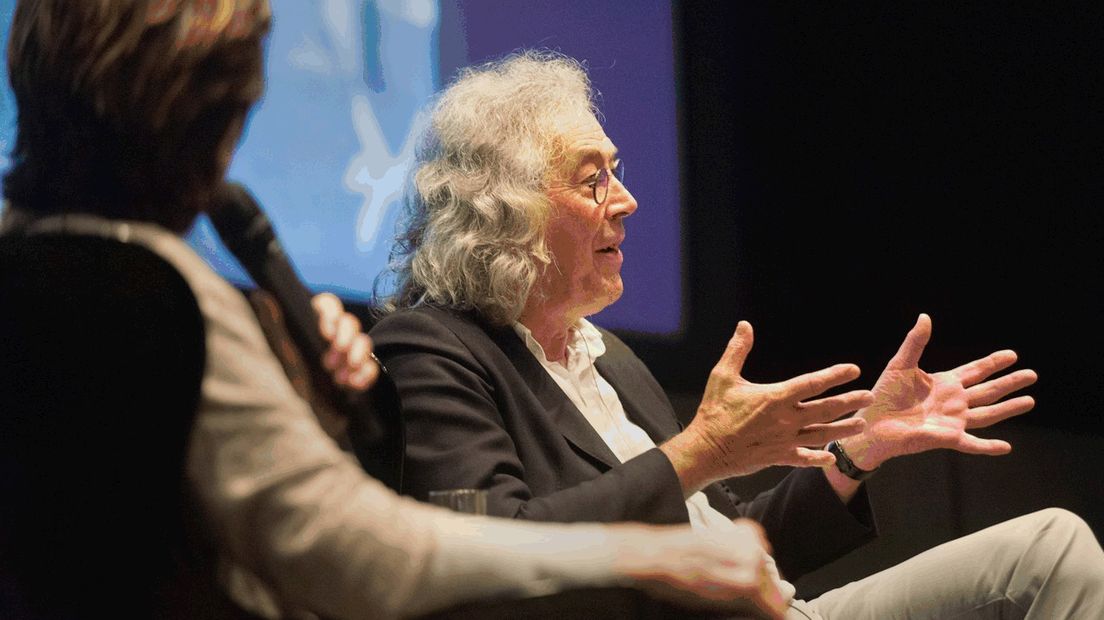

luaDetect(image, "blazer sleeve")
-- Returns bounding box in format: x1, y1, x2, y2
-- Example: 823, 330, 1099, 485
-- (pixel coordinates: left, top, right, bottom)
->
712, 468, 877, 581
371, 309, 690, 524
601, 330, 877, 580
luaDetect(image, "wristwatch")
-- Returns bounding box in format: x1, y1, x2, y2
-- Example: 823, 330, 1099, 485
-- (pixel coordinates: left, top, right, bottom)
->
827, 440, 877, 481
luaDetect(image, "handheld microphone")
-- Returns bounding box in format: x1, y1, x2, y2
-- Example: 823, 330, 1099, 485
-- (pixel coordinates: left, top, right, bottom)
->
209, 182, 343, 392
208, 182, 402, 487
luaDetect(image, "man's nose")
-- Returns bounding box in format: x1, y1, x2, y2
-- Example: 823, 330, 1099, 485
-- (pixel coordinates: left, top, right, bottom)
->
606, 176, 637, 220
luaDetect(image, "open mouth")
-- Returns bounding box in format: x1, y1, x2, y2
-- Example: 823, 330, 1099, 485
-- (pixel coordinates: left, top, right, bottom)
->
597, 244, 619, 254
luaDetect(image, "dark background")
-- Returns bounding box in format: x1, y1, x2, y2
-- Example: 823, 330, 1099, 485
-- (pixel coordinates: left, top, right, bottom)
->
628, 1, 1104, 436
623, 1, 1104, 595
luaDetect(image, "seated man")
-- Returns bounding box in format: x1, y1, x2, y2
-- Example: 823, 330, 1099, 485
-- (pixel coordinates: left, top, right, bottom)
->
0, 3, 800, 618
371, 51, 1104, 618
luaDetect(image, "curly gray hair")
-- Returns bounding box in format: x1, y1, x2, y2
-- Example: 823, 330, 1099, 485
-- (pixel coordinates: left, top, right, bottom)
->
381, 50, 597, 325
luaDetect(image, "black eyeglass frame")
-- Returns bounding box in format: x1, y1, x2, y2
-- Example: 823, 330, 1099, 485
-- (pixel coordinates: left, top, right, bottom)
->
590, 160, 625, 205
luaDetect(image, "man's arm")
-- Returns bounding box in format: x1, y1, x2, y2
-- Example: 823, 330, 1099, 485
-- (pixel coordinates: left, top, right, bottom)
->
663, 315, 1034, 507
659, 320, 874, 496
371, 308, 692, 524
825, 314, 1037, 502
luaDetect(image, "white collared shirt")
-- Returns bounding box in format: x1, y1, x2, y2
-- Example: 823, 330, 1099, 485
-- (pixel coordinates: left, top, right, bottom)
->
512, 319, 738, 533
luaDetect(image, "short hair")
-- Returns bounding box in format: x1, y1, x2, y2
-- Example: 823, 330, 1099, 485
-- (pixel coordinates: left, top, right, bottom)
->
3, 0, 271, 233
383, 50, 597, 325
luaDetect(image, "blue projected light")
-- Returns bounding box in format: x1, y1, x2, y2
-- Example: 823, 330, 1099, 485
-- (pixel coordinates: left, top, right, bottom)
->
186, 0, 443, 300
0, 0, 683, 334
0, 2, 12, 179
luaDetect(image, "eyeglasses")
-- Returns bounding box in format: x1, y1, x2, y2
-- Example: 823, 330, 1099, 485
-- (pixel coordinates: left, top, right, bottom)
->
588, 160, 625, 205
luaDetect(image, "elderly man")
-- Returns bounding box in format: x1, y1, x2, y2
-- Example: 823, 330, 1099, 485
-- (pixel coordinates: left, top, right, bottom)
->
371, 51, 1104, 618
0, 3, 809, 618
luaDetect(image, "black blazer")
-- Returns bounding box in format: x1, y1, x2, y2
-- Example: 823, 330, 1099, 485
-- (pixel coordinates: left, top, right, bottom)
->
371, 306, 876, 580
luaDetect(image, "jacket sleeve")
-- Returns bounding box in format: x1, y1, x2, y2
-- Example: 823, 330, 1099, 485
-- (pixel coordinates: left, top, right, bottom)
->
371, 309, 691, 525
716, 468, 877, 581
601, 330, 877, 580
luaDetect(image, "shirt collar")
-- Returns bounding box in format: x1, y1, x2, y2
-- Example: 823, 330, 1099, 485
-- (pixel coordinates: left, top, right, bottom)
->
512, 318, 607, 366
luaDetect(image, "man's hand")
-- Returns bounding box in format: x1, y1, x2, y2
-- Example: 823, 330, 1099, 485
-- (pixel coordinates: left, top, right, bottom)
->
312, 292, 378, 392
662, 321, 873, 493
841, 313, 1037, 470
615, 519, 789, 620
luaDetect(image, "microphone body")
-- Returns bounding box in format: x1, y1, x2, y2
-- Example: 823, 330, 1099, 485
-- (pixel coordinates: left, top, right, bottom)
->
208, 183, 402, 487
210, 183, 337, 390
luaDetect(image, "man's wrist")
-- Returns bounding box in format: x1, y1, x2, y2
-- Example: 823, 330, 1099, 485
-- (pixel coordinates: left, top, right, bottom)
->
827, 440, 877, 481
838, 431, 889, 469
659, 429, 718, 498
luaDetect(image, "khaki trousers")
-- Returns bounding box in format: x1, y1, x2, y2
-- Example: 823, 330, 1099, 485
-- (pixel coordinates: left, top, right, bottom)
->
787, 508, 1104, 619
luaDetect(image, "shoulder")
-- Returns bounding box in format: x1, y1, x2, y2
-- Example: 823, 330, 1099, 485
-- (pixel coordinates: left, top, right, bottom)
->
594, 325, 649, 370
595, 326, 635, 357
123, 221, 252, 327
371, 307, 533, 389
372, 306, 501, 352
373, 305, 475, 333
592, 325, 672, 405
371, 307, 505, 377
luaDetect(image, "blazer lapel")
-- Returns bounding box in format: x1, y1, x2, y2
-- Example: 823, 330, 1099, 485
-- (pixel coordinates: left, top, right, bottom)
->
485, 324, 621, 469
595, 354, 682, 445
597, 352, 740, 516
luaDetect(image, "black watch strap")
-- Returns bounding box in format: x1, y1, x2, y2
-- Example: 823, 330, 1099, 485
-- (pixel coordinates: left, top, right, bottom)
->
827, 440, 877, 481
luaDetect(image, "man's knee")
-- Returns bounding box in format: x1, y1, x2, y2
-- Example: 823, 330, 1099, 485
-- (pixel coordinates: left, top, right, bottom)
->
1029, 507, 1094, 546
976, 509, 1097, 574
1017, 508, 1104, 580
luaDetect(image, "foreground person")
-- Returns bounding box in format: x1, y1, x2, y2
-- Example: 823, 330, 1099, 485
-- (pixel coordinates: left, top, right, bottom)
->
0, 3, 797, 618
371, 51, 1104, 618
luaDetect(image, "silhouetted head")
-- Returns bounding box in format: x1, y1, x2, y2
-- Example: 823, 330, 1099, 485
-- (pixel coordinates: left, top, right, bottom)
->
3, 0, 271, 232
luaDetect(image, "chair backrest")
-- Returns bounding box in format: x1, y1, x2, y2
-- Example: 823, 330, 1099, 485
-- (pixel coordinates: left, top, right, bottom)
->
0, 234, 207, 617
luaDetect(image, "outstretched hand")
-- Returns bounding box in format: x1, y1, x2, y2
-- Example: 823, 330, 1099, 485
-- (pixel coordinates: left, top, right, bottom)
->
842, 314, 1037, 470
665, 321, 873, 490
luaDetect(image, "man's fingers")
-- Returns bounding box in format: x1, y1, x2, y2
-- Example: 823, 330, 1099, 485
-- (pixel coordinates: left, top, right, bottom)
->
312, 292, 343, 339
967, 395, 1035, 428
779, 364, 862, 401
952, 349, 1018, 387
952, 434, 1013, 456
716, 321, 755, 376
340, 334, 378, 391
965, 368, 1037, 406
334, 333, 369, 383
795, 418, 866, 446
346, 332, 371, 367
797, 389, 874, 422
334, 313, 360, 349
345, 356, 380, 391
788, 446, 837, 468
330, 333, 378, 392
324, 313, 361, 370
885, 313, 932, 370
